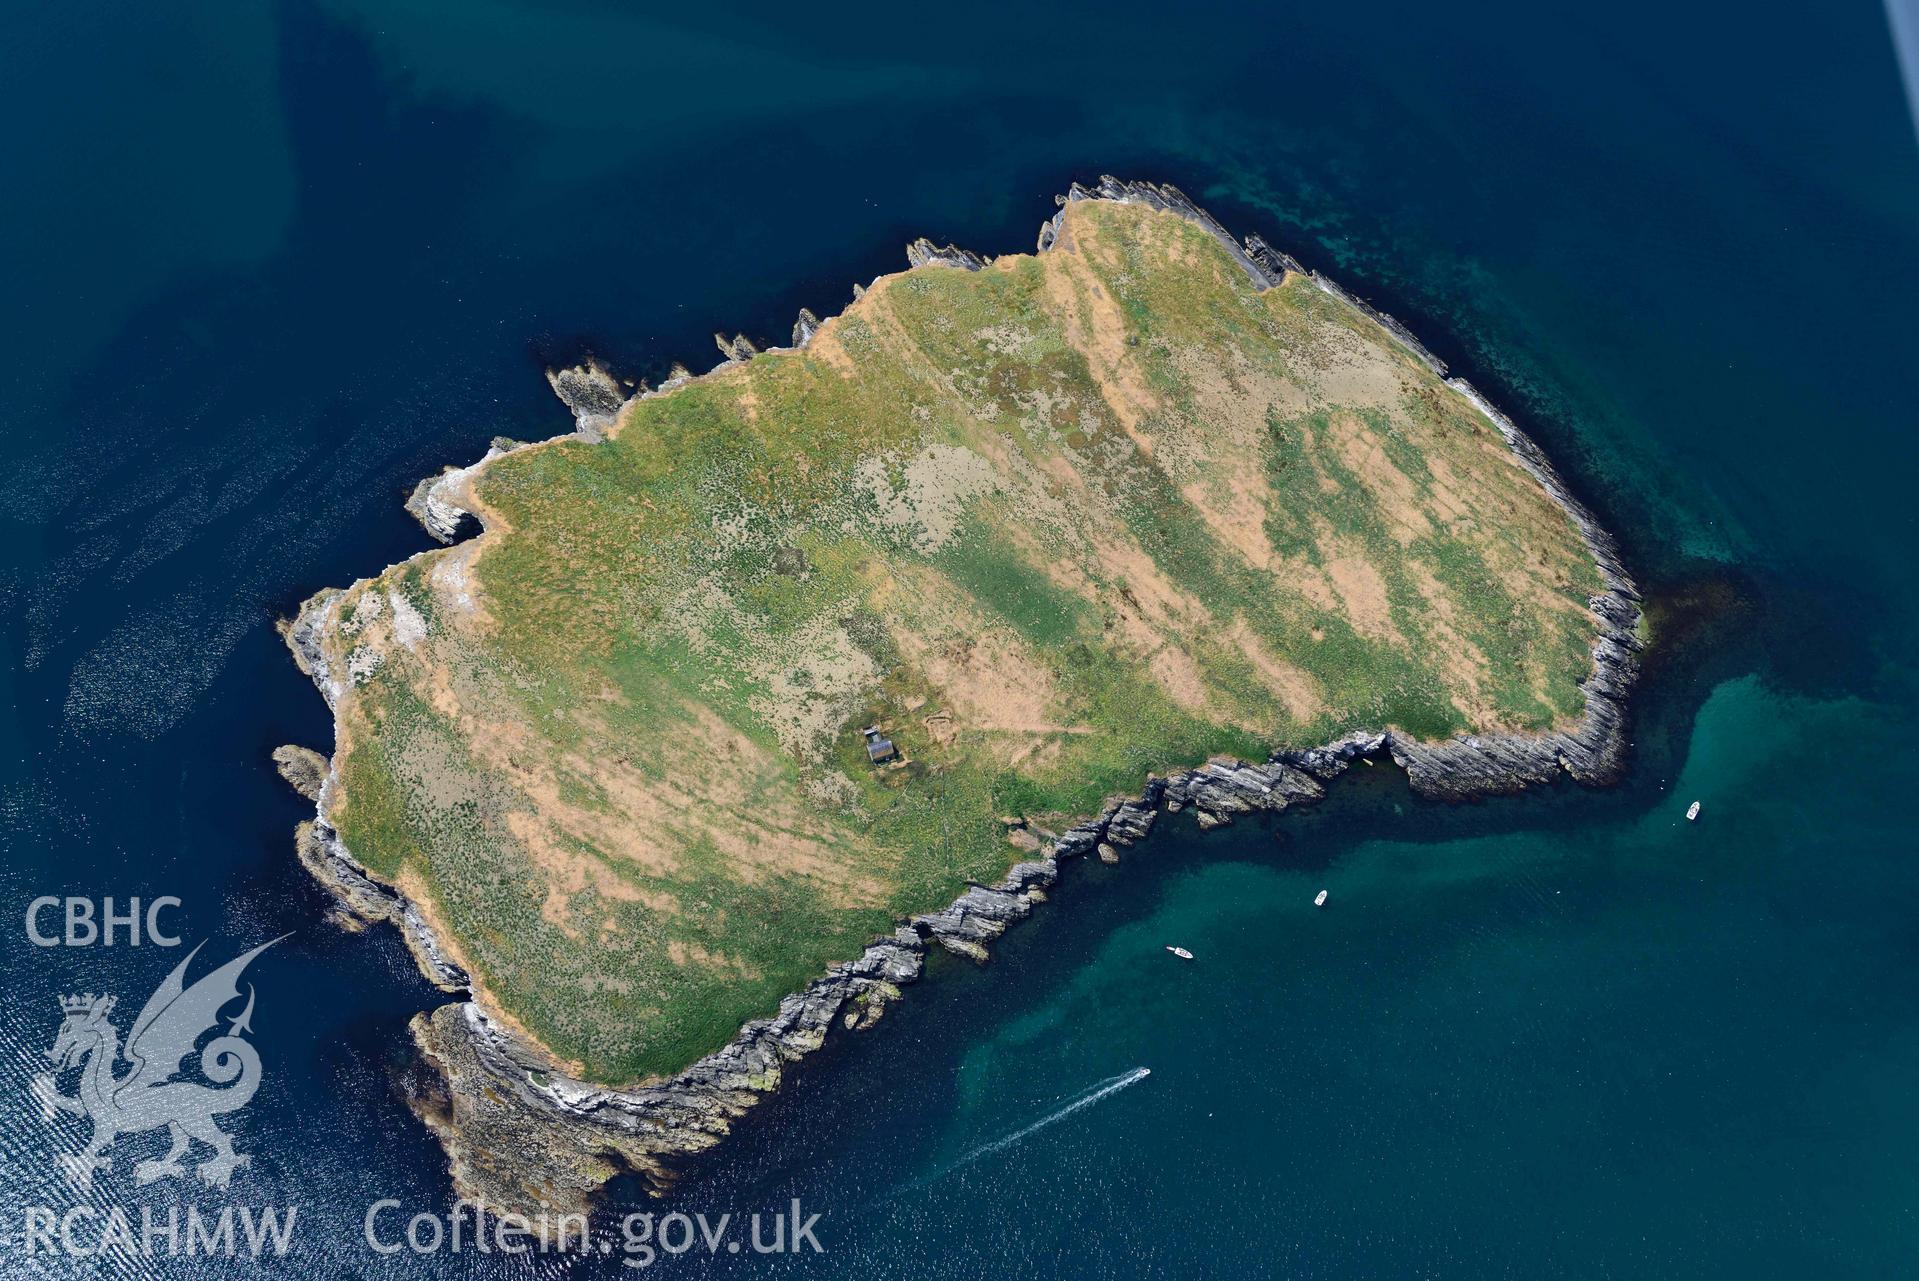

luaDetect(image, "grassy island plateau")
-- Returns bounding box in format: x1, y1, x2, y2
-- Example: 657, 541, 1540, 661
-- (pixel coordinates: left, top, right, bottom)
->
282, 179, 1638, 1218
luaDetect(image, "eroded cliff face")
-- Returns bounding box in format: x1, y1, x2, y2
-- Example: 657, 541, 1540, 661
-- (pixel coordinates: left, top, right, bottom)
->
280, 178, 1638, 1222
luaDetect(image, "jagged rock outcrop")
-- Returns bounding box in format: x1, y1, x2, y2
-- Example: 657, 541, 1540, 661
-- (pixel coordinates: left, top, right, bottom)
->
904, 237, 989, 271
406, 362, 631, 545
402, 912, 934, 1220
545, 358, 629, 442
271, 745, 329, 802
295, 821, 467, 986
791, 307, 821, 348
403, 467, 476, 544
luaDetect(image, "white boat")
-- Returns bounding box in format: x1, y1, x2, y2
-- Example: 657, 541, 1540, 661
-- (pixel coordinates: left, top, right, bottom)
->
1686, 801, 1701, 821
1165, 945, 1193, 960
1314, 890, 1329, 907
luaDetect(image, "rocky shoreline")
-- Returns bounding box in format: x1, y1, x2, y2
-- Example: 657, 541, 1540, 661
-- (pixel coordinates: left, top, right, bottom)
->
278, 178, 1641, 1223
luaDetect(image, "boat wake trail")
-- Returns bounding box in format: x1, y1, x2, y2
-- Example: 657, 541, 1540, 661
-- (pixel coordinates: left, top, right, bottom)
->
884, 1067, 1152, 1201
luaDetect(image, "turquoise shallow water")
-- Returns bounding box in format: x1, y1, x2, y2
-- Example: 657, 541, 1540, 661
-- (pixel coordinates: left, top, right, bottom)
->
669, 674, 1916, 1277
2, 0, 1917, 1276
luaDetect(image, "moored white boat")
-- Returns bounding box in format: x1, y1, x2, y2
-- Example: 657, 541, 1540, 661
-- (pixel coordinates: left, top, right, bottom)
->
1166, 945, 1194, 960
1686, 801, 1701, 821
1314, 889, 1329, 907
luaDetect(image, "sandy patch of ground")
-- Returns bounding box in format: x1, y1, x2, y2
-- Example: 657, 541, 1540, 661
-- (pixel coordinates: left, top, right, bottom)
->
1147, 644, 1216, 719
1038, 221, 1163, 451
563, 704, 891, 905
1227, 617, 1327, 722
1321, 540, 1401, 643
1290, 314, 1415, 411
400, 628, 894, 919
506, 809, 650, 940
1321, 411, 1436, 545
1401, 562, 1507, 725
1085, 527, 1212, 635
885, 590, 1091, 763
429, 541, 495, 631
1159, 347, 1315, 571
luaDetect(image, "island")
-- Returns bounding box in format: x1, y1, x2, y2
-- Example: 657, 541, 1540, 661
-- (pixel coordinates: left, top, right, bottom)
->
280, 178, 1638, 1220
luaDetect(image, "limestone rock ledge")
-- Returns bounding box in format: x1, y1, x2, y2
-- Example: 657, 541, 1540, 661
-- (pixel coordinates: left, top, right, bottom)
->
545, 357, 631, 442
271, 745, 328, 802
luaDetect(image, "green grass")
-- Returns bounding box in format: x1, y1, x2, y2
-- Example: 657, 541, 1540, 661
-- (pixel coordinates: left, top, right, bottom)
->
316, 198, 1608, 1083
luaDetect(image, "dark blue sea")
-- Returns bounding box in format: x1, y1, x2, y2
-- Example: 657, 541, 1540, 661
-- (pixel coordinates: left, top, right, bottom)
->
4, 0, 1917, 1275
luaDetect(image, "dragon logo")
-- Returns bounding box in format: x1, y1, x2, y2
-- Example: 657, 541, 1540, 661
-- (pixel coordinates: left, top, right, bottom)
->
29, 938, 282, 1190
